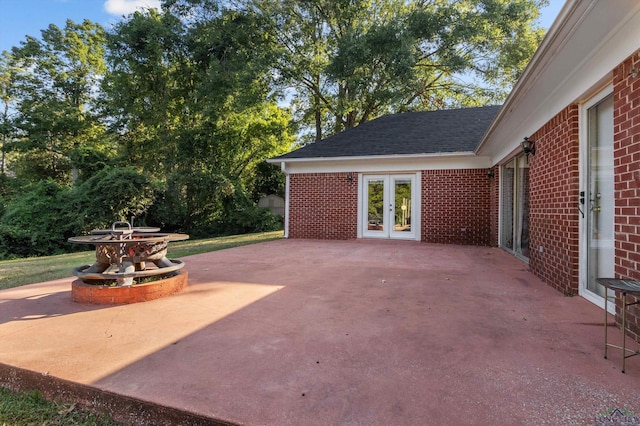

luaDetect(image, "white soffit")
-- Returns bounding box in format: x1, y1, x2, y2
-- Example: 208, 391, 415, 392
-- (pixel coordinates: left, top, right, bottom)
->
477, 0, 640, 163
269, 153, 492, 174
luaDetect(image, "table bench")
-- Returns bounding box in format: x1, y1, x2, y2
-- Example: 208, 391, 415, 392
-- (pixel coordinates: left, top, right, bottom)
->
596, 278, 640, 373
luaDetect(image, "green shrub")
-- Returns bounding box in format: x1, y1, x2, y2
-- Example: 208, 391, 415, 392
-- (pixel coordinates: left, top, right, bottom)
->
71, 166, 156, 232
198, 183, 283, 237
0, 179, 73, 258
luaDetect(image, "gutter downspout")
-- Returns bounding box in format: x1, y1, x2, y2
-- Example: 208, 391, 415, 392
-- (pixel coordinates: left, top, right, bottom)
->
281, 161, 289, 239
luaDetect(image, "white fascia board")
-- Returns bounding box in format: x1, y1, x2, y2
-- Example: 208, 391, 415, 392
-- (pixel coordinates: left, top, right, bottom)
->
478, 1, 640, 164
476, 0, 587, 157
267, 151, 471, 164
269, 153, 491, 174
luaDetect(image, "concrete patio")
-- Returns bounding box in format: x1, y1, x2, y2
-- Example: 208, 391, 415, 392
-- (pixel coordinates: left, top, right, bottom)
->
0, 239, 639, 425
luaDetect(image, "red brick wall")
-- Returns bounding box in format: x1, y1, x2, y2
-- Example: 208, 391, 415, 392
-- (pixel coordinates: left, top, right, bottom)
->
613, 52, 640, 280
421, 169, 491, 245
288, 172, 358, 239
520, 52, 640, 341
613, 51, 640, 340
527, 105, 580, 295
288, 169, 492, 244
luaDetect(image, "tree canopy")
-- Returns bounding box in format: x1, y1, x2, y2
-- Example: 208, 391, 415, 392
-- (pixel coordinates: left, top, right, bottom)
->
0, 0, 547, 258
244, 0, 547, 141
8, 20, 108, 184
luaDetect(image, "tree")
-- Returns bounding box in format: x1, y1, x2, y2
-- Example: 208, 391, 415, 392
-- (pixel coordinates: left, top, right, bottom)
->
104, 5, 293, 234
247, 0, 547, 142
0, 51, 20, 176
102, 9, 188, 180
9, 19, 109, 185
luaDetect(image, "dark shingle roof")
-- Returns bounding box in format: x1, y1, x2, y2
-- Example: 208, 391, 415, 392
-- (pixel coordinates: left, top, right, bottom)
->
273, 105, 501, 160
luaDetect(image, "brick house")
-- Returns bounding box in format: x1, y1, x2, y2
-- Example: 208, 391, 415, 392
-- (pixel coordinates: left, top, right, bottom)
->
269, 1, 640, 335
270, 106, 499, 243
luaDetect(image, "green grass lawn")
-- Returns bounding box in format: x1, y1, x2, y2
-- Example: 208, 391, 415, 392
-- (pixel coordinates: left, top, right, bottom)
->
0, 387, 121, 426
0, 230, 284, 424
0, 230, 284, 291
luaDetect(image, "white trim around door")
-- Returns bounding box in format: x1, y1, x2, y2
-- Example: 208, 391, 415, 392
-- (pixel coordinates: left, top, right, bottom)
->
357, 173, 421, 241
579, 84, 615, 313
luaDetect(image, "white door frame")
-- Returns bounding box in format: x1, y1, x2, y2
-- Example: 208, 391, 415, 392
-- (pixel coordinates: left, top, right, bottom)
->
579, 84, 615, 313
357, 172, 421, 241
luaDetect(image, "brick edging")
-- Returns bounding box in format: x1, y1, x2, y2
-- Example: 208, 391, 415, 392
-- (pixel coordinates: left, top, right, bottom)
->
0, 362, 237, 426
71, 270, 188, 305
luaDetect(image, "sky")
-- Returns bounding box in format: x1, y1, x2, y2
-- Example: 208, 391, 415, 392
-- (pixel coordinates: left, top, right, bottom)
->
0, 0, 161, 54
0, 0, 566, 55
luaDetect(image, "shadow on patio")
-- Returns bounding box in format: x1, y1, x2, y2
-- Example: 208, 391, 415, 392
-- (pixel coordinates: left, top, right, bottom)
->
0, 239, 639, 425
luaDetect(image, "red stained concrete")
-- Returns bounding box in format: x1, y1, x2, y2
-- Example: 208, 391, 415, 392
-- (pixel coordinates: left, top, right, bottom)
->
0, 239, 639, 425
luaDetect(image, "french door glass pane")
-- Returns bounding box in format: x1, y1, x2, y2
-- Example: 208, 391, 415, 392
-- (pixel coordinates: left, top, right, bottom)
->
587, 95, 614, 297
394, 179, 412, 232
367, 179, 385, 231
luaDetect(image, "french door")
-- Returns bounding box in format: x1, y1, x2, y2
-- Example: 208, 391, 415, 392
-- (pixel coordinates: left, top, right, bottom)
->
582, 93, 615, 307
362, 174, 418, 240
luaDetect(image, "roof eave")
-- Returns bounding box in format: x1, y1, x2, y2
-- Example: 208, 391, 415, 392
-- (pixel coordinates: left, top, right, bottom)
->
267, 151, 476, 164
475, 0, 582, 155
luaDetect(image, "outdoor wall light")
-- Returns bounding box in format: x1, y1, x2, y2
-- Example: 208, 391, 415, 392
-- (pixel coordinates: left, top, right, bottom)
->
347, 172, 354, 184
487, 168, 495, 179
522, 137, 536, 161
631, 53, 640, 79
